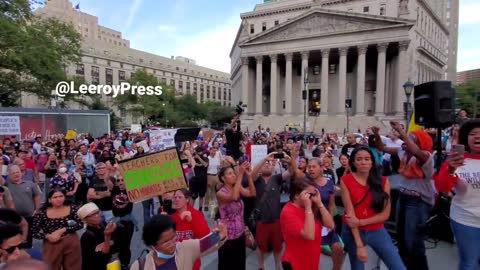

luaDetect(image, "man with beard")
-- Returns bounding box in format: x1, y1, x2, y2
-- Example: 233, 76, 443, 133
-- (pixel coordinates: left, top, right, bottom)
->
190, 147, 209, 212
251, 152, 291, 270
341, 133, 360, 157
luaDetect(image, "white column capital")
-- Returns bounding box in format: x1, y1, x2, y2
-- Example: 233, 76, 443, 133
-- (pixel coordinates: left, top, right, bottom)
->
377, 43, 389, 53
399, 40, 410, 51
285, 52, 293, 61
270, 54, 278, 63
357, 44, 368, 55
255, 55, 263, 63
241, 57, 249, 65
339, 47, 348, 56
301, 51, 309, 60
321, 49, 330, 58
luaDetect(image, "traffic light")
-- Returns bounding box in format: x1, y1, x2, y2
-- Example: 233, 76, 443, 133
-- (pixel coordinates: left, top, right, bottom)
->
345, 99, 352, 109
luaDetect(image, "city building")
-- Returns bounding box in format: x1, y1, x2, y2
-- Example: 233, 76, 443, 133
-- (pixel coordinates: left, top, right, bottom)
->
26, 0, 232, 125
230, 0, 459, 132
457, 68, 480, 85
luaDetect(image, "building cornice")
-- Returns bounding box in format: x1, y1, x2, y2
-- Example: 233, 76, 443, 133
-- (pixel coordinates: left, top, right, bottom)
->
418, 0, 449, 34
240, 2, 311, 19
417, 47, 447, 67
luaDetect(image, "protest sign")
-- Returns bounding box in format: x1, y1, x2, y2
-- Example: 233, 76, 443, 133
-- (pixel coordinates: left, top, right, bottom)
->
118, 148, 187, 203
251, 145, 268, 168
131, 124, 142, 134
136, 140, 150, 153
0, 116, 20, 135
149, 129, 177, 151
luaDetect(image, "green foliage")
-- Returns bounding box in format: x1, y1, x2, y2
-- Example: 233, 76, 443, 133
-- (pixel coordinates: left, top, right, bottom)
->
456, 79, 480, 118
114, 69, 235, 127
0, 0, 82, 106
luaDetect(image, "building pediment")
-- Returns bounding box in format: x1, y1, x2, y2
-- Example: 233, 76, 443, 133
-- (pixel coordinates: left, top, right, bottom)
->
240, 8, 414, 46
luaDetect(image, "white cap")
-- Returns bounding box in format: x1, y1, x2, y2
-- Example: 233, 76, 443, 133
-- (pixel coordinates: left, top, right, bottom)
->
77, 202, 99, 220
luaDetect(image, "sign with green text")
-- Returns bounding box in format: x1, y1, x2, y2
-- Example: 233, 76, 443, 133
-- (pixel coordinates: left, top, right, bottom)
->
118, 148, 187, 203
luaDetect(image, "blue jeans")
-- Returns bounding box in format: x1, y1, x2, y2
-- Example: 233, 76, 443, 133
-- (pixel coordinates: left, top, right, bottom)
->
342, 225, 406, 270
450, 219, 480, 270
396, 193, 432, 270
142, 199, 154, 224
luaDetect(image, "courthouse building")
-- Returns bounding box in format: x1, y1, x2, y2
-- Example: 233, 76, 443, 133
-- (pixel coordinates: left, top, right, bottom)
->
26, 0, 232, 125
230, 0, 459, 132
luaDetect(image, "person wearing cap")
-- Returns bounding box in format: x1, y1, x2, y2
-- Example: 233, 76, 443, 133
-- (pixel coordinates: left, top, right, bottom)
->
77, 202, 119, 270
373, 121, 435, 270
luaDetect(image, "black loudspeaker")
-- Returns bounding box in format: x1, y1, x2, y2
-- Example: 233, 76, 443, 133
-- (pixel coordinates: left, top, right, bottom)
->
414, 81, 455, 128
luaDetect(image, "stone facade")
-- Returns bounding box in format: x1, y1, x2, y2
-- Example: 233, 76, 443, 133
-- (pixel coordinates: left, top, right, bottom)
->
28, 0, 232, 126
230, 0, 458, 132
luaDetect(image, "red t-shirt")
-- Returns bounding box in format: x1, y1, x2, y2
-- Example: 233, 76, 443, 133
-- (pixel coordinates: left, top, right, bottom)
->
171, 206, 210, 270
280, 202, 322, 270
341, 173, 387, 231
24, 158, 35, 170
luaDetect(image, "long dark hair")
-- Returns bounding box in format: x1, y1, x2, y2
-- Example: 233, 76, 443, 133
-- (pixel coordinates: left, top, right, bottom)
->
458, 119, 480, 153
41, 187, 70, 210
349, 146, 389, 213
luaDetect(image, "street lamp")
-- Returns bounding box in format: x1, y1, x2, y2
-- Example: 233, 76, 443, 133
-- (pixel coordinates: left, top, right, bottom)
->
303, 67, 309, 146
162, 103, 167, 126
403, 78, 415, 131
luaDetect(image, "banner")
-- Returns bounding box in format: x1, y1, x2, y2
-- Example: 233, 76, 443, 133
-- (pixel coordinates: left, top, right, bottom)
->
149, 129, 177, 151
118, 148, 187, 203
251, 145, 268, 168
0, 116, 20, 135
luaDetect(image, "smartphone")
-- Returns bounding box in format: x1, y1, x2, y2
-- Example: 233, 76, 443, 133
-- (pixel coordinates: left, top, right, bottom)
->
200, 231, 221, 252
273, 153, 285, 159
239, 155, 250, 163
452, 144, 465, 155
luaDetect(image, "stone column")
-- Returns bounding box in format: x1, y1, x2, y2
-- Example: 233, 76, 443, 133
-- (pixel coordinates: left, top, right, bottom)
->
320, 49, 329, 114
375, 43, 388, 115
241, 57, 249, 112
356, 45, 368, 116
285, 53, 293, 115
337, 47, 348, 115
301, 51, 309, 116
395, 41, 410, 115
270, 54, 278, 115
255, 56, 263, 115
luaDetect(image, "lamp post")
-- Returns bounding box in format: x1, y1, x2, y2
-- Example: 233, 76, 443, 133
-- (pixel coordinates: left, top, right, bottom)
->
403, 78, 415, 131
162, 103, 167, 126
303, 68, 309, 146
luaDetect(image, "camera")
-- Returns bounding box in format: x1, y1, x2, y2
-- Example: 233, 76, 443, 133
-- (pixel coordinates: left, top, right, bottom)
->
236, 102, 246, 115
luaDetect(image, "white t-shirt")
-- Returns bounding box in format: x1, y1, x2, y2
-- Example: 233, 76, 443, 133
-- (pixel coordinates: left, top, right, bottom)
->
381, 136, 403, 162
207, 155, 221, 175
450, 157, 480, 228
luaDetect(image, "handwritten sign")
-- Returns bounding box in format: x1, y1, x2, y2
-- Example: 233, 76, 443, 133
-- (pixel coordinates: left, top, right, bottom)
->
149, 129, 177, 151
118, 148, 187, 203
251, 145, 268, 168
0, 116, 20, 135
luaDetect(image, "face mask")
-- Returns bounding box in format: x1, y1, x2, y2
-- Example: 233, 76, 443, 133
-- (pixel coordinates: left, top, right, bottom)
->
153, 247, 175, 260
59, 167, 67, 173
162, 200, 174, 215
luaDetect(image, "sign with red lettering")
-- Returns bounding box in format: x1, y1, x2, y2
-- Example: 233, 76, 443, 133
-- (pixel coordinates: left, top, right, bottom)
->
117, 148, 187, 203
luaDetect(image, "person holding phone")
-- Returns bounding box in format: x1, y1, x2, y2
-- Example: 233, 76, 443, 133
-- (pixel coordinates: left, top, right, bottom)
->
280, 180, 334, 270
434, 120, 480, 270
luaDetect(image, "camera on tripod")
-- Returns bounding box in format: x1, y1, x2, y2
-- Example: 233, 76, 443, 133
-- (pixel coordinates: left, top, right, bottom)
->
236, 102, 247, 115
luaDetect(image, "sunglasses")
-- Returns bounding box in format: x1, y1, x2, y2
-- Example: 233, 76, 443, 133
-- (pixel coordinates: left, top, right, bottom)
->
117, 179, 124, 183
2, 244, 21, 254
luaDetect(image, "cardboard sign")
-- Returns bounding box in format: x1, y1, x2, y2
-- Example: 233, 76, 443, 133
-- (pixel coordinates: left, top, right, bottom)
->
203, 130, 215, 142
251, 144, 268, 168
0, 116, 20, 135
136, 140, 150, 153
118, 148, 187, 203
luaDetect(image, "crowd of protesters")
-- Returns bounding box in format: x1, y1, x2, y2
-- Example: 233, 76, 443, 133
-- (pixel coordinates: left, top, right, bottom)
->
0, 111, 479, 270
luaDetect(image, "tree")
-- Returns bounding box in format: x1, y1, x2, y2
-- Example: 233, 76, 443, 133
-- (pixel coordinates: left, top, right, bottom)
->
456, 79, 480, 118
0, 0, 82, 106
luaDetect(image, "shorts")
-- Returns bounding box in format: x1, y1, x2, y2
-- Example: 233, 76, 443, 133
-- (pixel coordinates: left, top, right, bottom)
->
321, 229, 340, 246
189, 176, 207, 198
256, 221, 283, 253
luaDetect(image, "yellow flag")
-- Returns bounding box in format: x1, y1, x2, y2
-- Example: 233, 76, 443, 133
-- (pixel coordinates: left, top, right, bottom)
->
106, 260, 121, 270
65, 129, 77, 140
408, 112, 423, 134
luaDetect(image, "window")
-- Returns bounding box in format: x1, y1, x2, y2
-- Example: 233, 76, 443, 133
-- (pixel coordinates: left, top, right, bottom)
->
93, 58, 97, 64
380, 4, 386, 15
119, 70, 126, 81
161, 78, 166, 84
170, 79, 175, 86
228, 89, 231, 100
176, 67, 179, 71
363, 6, 369, 13
139, 58, 144, 63
184, 68, 187, 72
130, 72, 136, 78
107, 60, 111, 66
262, 22, 267, 31
223, 88, 226, 100
91, 66, 99, 84
274, 20, 279, 26
76, 64, 84, 75
179, 81, 183, 89
105, 68, 113, 85
186, 81, 190, 89
120, 63, 124, 68
250, 24, 254, 34
213, 86, 216, 99
348, 8, 353, 12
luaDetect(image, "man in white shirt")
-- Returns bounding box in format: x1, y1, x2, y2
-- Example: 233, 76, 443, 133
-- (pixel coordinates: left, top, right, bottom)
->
32, 137, 42, 155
